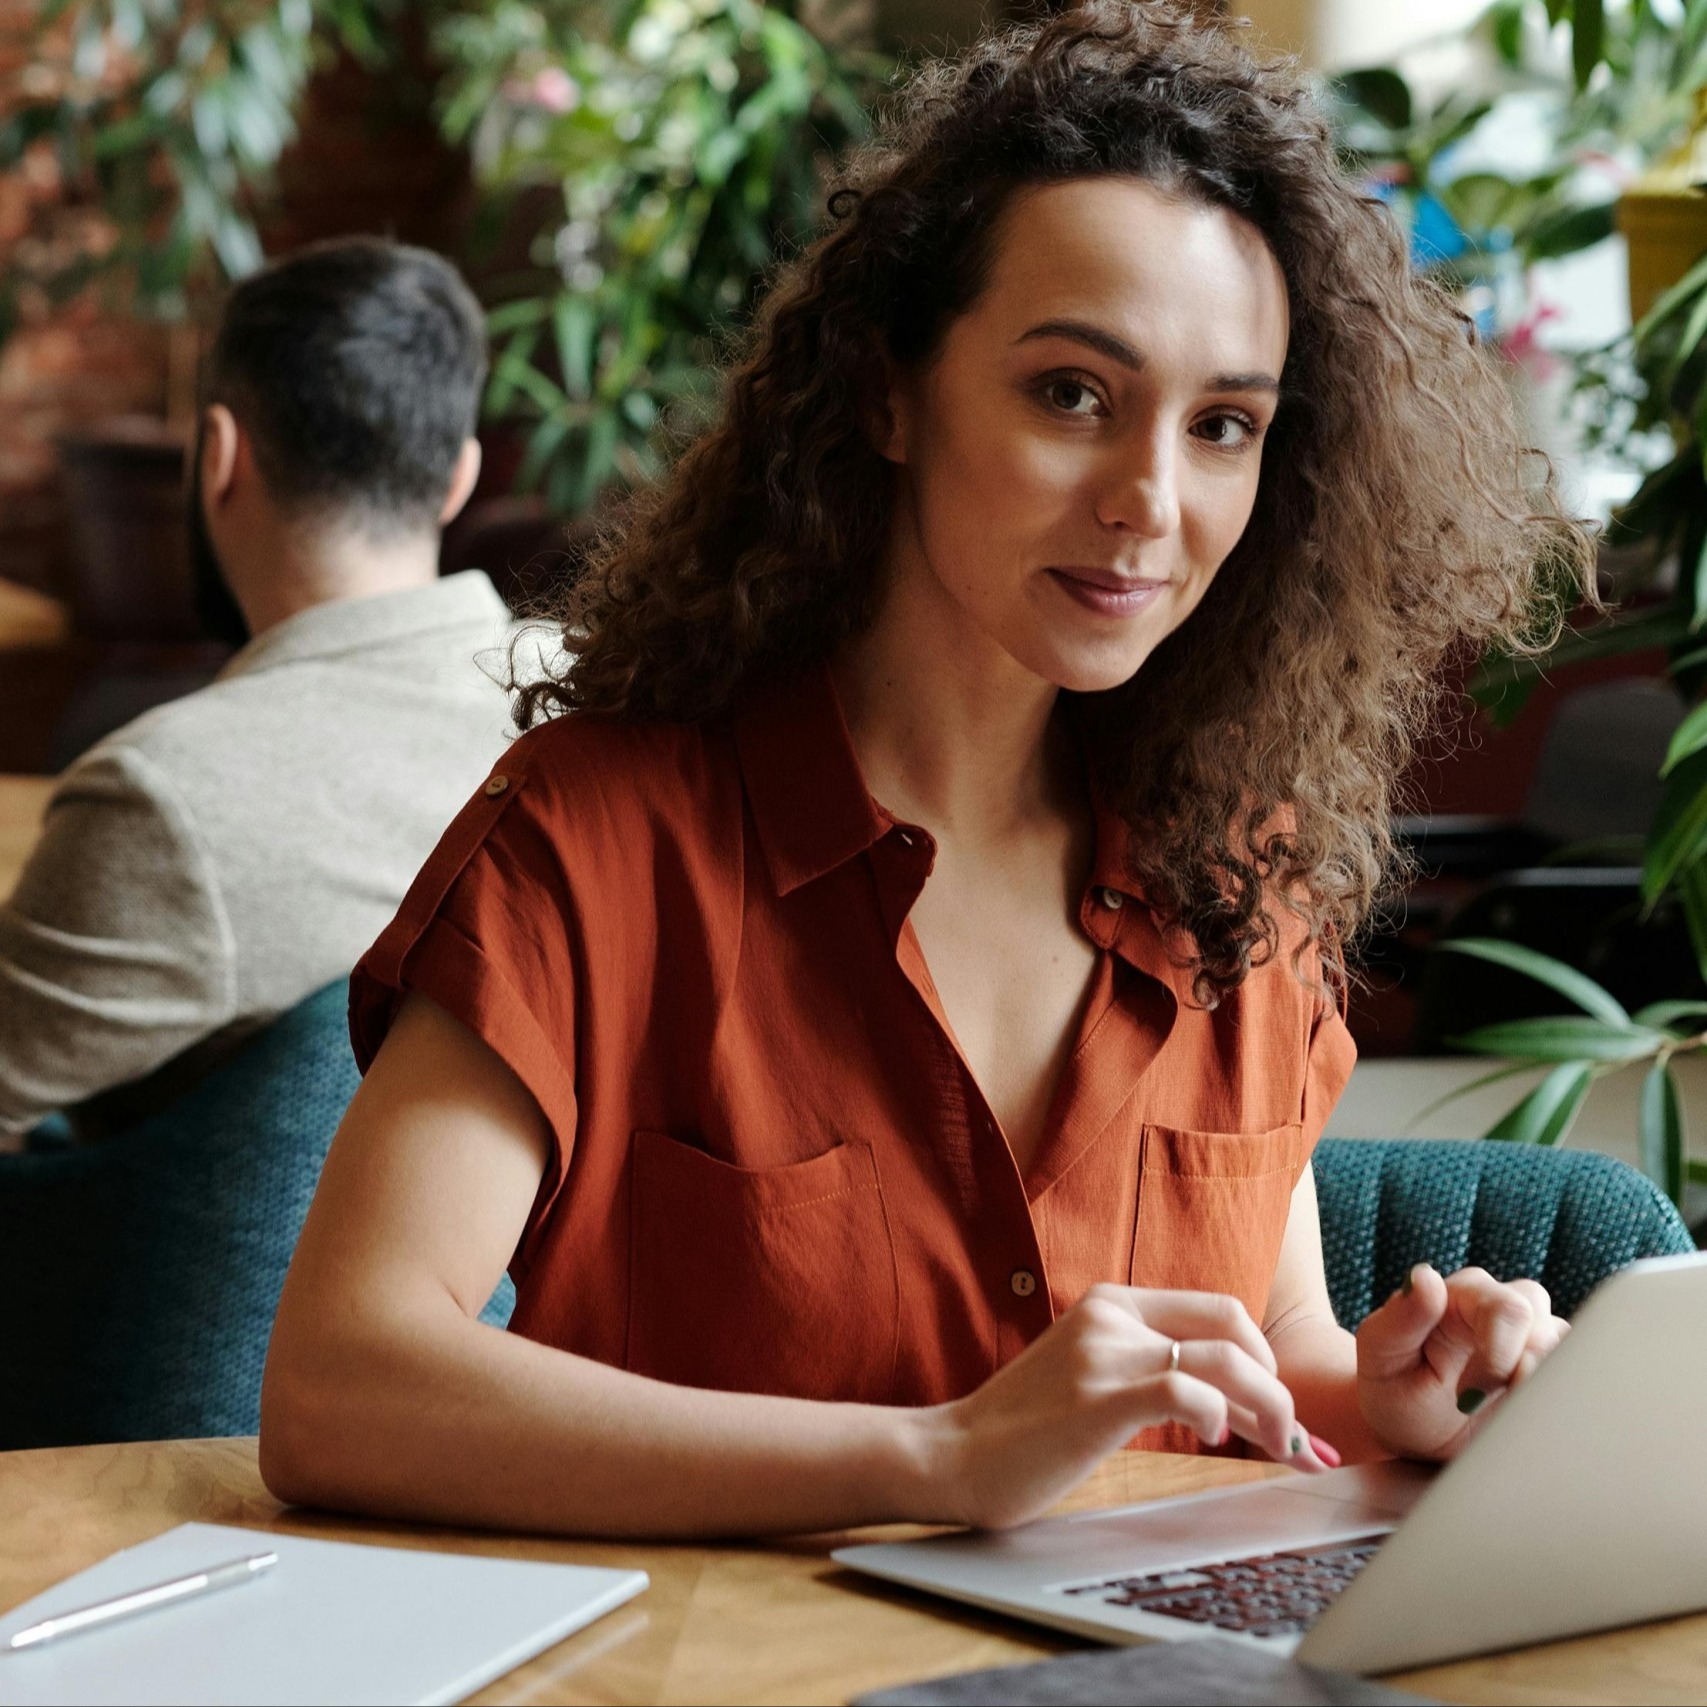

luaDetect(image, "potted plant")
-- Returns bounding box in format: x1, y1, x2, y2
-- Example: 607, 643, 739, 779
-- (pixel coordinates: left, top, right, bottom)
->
2, 0, 363, 639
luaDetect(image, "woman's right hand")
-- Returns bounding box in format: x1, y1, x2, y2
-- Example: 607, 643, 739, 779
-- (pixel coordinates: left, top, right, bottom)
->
912, 1283, 1333, 1531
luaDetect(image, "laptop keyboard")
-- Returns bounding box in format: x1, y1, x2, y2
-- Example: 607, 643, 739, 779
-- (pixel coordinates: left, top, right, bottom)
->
1057, 1534, 1389, 1640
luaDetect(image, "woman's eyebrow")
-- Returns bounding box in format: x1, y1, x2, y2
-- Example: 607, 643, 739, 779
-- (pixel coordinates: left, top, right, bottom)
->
1015, 318, 1281, 394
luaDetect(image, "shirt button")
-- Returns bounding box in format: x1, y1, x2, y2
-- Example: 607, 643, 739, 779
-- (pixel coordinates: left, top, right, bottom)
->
1010, 1268, 1037, 1298
484, 775, 510, 797
1097, 886, 1124, 911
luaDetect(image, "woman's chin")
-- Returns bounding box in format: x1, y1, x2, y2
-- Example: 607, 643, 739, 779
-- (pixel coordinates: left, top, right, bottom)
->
1009, 634, 1159, 697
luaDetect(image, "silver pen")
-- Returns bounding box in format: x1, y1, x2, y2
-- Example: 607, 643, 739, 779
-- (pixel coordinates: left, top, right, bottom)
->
3, 1551, 279, 1652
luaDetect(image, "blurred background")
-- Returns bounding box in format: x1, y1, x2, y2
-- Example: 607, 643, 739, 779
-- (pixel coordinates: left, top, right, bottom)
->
3, 0, 1707, 1225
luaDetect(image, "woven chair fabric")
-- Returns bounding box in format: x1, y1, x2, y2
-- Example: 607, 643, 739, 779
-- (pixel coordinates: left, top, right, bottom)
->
0, 980, 513, 1450
1313, 1138, 1694, 1330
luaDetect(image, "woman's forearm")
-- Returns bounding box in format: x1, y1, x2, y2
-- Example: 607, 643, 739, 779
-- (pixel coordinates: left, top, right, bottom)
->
260, 1295, 941, 1538
1266, 1310, 1387, 1465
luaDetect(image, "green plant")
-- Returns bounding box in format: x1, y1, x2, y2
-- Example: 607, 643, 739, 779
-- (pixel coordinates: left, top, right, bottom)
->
0, 0, 389, 340
433, 0, 891, 512
1366, 4, 1707, 1219
1327, 63, 1617, 306
1425, 939, 1707, 1207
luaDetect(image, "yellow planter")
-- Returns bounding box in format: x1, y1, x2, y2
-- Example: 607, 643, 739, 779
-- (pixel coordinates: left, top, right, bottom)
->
1619, 93, 1707, 323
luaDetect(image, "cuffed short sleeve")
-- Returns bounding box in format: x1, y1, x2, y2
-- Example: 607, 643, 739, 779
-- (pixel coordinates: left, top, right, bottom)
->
350, 765, 581, 1231
1301, 989, 1357, 1154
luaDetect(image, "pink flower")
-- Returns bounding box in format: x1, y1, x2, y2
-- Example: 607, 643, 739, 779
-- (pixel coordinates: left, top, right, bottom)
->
1500, 299, 1564, 380
527, 66, 579, 114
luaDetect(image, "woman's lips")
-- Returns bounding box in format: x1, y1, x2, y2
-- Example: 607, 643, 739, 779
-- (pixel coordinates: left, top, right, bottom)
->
1046, 568, 1170, 618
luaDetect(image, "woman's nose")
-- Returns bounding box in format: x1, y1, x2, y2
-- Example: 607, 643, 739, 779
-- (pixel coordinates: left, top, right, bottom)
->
1094, 439, 1180, 539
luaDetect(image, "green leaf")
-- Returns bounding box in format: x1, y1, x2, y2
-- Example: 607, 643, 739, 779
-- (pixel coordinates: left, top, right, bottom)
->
1644, 750, 1707, 904
1634, 999, 1707, 1033
485, 299, 552, 335
1667, 283, 1707, 390
1490, 0, 1526, 65
1677, 858, 1707, 986
553, 297, 595, 401
1689, 1157, 1707, 1185
1448, 1017, 1666, 1064
1436, 938, 1630, 1023
1639, 1060, 1685, 1204
1332, 67, 1414, 130
1524, 199, 1616, 261
1612, 450, 1699, 544
1482, 1062, 1595, 1144
1404, 1060, 1549, 1134
1634, 250, 1707, 343
1662, 699, 1707, 776
1572, 0, 1605, 88
1441, 172, 1525, 235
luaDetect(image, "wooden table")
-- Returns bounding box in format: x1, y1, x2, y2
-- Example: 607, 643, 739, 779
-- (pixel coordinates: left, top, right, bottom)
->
0, 774, 53, 900
0, 578, 71, 651
3, 1442, 1705, 1705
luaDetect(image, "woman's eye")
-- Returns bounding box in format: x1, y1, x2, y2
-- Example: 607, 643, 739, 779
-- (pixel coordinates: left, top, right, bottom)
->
1043, 377, 1104, 416
1196, 411, 1260, 448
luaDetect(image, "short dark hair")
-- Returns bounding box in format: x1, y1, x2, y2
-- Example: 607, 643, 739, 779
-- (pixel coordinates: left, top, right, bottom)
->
204, 237, 488, 533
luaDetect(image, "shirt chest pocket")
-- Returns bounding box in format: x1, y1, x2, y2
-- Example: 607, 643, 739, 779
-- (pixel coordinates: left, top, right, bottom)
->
625, 1130, 902, 1405
1128, 1121, 1309, 1325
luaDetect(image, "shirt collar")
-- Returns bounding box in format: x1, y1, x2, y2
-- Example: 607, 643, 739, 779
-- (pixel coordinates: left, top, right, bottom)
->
732, 666, 1184, 983
218, 570, 510, 681
733, 665, 890, 897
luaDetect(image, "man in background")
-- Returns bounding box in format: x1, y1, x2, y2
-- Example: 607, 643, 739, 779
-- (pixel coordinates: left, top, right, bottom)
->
0, 237, 515, 1145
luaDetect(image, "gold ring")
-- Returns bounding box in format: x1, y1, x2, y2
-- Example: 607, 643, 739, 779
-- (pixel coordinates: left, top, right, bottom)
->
1168, 1339, 1182, 1374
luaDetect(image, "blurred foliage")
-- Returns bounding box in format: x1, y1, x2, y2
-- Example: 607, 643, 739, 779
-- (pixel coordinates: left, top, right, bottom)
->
0, 0, 388, 340
1323, 0, 1707, 325
1, 0, 890, 512
436, 0, 891, 512
1388, 2, 1707, 1208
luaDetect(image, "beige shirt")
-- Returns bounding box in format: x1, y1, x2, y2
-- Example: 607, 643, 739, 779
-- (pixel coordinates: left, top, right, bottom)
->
0, 570, 516, 1143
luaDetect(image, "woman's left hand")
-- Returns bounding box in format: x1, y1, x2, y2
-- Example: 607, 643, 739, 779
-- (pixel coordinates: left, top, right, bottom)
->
1353, 1263, 1569, 1461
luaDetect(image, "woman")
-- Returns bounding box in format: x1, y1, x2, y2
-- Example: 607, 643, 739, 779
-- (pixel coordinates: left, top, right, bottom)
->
262, 0, 1594, 1537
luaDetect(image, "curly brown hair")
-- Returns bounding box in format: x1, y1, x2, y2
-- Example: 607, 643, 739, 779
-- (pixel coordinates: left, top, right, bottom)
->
514, 0, 1596, 1003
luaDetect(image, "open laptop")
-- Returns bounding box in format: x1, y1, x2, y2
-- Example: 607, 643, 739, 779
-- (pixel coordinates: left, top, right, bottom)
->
834, 1251, 1707, 1674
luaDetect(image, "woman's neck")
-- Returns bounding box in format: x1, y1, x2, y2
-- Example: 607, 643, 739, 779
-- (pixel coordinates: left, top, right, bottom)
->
831, 548, 1073, 845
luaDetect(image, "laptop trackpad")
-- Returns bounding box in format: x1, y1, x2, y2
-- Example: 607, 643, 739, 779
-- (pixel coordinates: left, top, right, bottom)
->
1027, 1465, 1431, 1580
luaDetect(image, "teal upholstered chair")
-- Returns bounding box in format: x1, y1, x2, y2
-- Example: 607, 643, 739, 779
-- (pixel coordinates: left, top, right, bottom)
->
0, 979, 513, 1451
1312, 1138, 1694, 1329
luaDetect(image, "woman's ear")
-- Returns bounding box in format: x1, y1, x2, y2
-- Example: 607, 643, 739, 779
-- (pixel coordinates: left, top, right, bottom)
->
866, 343, 910, 466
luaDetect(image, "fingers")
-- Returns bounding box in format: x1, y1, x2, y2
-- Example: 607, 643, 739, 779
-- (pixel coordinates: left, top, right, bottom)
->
1069, 1287, 1328, 1469
1173, 1338, 1310, 1463
1118, 1338, 1330, 1471
1444, 1270, 1546, 1413
1100, 1285, 1277, 1375
1359, 1266, 1569, 1415
1355, 1262, 1450, 1382
1496, 1280, 1570, 1389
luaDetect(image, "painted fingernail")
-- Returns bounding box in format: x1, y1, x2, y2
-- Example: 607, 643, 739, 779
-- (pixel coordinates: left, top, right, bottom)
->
1289, 1430, 1305, 1457
1400, 1266, 1417, 1296
1310, 1433, 1342, 1468
1216, 1422, 1232, 1447
1457, 1388, 1486, 1415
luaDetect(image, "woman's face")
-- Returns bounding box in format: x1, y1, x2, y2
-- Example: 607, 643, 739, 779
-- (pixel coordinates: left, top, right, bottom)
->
881, 176, 1290, 695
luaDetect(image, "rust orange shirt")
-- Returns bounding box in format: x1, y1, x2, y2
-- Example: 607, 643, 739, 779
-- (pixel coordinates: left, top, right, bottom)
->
351, 666, 1356, 1453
